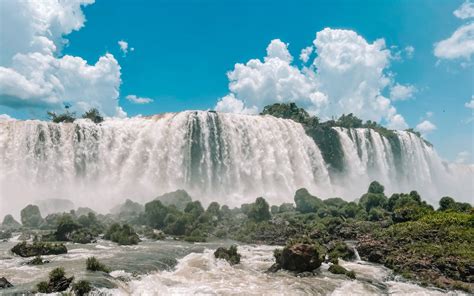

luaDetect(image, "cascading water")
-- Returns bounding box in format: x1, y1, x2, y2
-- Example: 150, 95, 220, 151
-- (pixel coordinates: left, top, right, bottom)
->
0, 112, 472, 217
0, 111, 331, 216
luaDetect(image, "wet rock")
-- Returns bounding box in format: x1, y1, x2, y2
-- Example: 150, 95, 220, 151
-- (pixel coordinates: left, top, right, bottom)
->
37, 267, 73, 293
0, 277, 13, 289
27, 255, 49, 265
11, 241, 67, 257
214, 245, 241, 265
328, 264, 356, 279
270, 243, 323, 273
0, 230, 12, 240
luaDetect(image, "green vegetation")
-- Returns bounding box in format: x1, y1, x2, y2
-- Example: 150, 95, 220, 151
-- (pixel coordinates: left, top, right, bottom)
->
72, 280, 92, 296
260, 102, 431, 171
11, 241, 67, 257
20, 205, 43, 228
104, 223, 140, 245
47, 107, 104, 124
82, 108, 104, 123
86, 256, 110, 272
328, 264, 356, 279
214, 245, 241, 265
36, 267, 73, 293
2, 214, 21, 229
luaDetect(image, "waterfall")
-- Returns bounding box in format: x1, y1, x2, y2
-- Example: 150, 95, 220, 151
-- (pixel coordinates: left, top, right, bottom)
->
0, 112, 471, 217
0, 112, 331, 216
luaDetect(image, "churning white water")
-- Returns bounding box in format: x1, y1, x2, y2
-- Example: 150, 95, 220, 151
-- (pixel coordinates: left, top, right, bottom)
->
0, 112, 472, 216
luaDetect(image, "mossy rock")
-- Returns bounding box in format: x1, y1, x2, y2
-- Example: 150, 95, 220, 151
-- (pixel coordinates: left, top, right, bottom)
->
271, 243, 323, 273
328, 264, 356, 279
11, 241, 67, 257
214, 245, 241, 265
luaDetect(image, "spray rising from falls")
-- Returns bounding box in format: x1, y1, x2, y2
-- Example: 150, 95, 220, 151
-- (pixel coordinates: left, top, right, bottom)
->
0, 112, 471, 216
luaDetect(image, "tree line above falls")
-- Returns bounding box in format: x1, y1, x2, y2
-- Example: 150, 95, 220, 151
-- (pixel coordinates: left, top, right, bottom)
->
1, 183, 473, 293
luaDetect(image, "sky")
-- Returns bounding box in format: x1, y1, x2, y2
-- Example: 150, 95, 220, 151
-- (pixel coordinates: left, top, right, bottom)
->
0, 0, 473, 163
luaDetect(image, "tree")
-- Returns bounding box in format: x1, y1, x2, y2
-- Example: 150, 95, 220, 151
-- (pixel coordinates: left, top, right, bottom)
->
247, 197, 271, 222
20, 205, 43, 228
368, 181, 385, 194
294, 188, 325, 213
82, 108, 104, 123
144, 200, 170, 229
439, 196, 456, 211
184, 201, 205, 218
335, 113, 363, 128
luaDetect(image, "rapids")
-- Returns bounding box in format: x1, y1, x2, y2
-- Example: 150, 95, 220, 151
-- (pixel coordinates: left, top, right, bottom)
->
0, 237, 466, 296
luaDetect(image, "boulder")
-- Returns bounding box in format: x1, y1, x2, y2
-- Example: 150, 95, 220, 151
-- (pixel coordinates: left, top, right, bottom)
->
214, 245, 241, 265
0, 277, 13, 289
11, 241, 67, 257
270, 243, 323, 273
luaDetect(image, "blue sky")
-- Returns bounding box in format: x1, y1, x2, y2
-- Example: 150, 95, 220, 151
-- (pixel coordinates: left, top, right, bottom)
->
0, 0, 472, 162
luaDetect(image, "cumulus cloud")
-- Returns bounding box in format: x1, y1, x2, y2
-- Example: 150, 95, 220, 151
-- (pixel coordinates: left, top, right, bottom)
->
299, 46, 314, 63
465, 96, 474, 109
390, 83, 417, 101
434, 23, 474, 60
434, 2, 474, 61
0, 0, 123, 117
126, 95, 154, 104
216, 28, 408, 129
416, 120, 437, 136
454, 1, 474, 19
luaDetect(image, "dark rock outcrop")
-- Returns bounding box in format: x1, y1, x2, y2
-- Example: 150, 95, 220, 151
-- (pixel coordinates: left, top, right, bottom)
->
270, 243, 323, 273
11, 241, 67, 257
0, 277, 13, 289
214, 245, 241, 265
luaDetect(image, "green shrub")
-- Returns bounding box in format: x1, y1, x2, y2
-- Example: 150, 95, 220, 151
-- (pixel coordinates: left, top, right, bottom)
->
72, 280, 92, 296
86, 257, 110, 272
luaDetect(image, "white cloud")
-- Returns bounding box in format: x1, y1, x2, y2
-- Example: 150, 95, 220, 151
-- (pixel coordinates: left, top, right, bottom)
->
426, 111, 434, 118
299, 46, 314, 63
465, 96, 474, 109
215, 93, 258, 114
434, 2, 474, 61
434, 23, 474, 60
455, 151, 471, 164
454, 1, 474, 19
125, 95, 154, 104
216, 28, 409, 129
265, 39, 293, 63
390, 83, 417, 101
118, 40, 130, 56
405, 46, 415, 59
416, 120, 437, 135
0, 0, 123, 117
